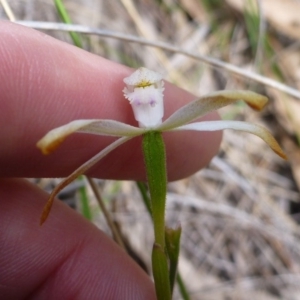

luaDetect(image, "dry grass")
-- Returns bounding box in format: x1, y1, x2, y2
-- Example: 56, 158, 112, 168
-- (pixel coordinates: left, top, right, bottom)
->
2, 0, 300, 299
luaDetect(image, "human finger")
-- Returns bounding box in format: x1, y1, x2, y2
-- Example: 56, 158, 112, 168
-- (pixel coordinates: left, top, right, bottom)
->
0, 22, 221, 180
0, 178, 155, 299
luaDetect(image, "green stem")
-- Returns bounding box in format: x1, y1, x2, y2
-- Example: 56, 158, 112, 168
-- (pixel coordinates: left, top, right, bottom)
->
142, 131, 167, 247
152, 243, 171, 300
142, 131, 171, 300
136, 181, 191, 299
177, 273, 190, 300
78, 175, 92, 220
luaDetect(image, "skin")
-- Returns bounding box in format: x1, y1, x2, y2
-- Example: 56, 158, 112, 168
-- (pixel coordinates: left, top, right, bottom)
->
0, 22, 222, 299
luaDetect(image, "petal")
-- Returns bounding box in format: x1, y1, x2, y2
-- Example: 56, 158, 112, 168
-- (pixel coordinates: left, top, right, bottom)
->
40, 136, 133, 224
124, 86, 164, 106
127, 86, 165, 128
131, 101, 164, 128
78, 120, 146, 136
123, 67, 163, 87
37, 119, 144, 155
174, 120, 287, 159
158, 90, 268, 131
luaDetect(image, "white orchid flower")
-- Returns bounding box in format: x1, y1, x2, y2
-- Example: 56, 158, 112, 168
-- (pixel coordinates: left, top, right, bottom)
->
123, 67, 165, 128
37, 67, 286, 224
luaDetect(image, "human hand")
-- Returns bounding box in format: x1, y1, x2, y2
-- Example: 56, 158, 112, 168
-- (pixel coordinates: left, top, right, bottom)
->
0, 22, 221, 299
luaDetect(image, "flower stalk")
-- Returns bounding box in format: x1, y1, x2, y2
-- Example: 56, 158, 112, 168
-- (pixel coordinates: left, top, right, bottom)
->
142, 131, 171, 299
152, 243, 171, 300
142, 131, 167, 247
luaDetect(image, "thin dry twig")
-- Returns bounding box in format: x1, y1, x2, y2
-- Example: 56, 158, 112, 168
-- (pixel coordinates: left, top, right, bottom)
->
87, 177, 126, 250
15, 20, 300, 100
